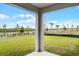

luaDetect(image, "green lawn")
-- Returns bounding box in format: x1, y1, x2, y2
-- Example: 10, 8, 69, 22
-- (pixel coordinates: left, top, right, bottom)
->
45, 36, 79, 56
0, 35, 79, 56
0, 35, 35, 56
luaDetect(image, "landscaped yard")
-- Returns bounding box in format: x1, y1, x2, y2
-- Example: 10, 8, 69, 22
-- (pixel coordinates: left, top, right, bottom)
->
0, 35, 79, 56
45, 36, 79, 56
0, 35, 35, 56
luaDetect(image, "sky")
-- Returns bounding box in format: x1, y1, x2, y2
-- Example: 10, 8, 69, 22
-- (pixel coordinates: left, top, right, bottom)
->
0, 3, 79, 29
0, 3, 36, 28
43, 5, 79, 28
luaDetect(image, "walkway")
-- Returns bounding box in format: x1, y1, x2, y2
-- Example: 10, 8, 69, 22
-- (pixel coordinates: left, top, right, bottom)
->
27, 51, 59, 56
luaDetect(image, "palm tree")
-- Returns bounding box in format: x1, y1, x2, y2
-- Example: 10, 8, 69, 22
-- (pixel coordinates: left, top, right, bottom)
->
71, 25, 74, 31
16, 24, 20, 35
3, 24, 7, 36
27, 25, 29, 35
50, 23, 54, 32
56, 25, 59, 31
16, 24, 20, 32
66, 24, 69, 32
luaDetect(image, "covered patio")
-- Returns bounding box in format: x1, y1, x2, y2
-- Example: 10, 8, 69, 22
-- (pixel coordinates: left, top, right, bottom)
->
8, 3, 79, 56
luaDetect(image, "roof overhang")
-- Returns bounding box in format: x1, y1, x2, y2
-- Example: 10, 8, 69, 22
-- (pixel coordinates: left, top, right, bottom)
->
8, 3, 79, 13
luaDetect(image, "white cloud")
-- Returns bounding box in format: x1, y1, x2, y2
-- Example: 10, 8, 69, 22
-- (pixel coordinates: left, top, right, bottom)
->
0, 14, 10, 20
12, 14, 24, 18
17, 19, 35, 24
52, 21, 57, 23
48, 20, 57, 24
16, 14, 36, 24
16, 19, 35, 28
17, 14, 25, 18
26, 14, 33, 18
9, 23, 14, 25
13, 14, 35, 19
17, 20, 24, 24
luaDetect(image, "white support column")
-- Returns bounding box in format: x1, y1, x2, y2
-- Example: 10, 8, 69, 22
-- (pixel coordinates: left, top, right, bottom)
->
35, 10, 44, 52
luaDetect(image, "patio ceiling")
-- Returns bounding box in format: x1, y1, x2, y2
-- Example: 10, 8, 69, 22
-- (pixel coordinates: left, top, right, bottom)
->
31, 3, 55, 8
9, 3, 79, 13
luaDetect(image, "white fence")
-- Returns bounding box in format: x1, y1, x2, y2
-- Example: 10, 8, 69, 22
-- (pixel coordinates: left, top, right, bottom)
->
0, 31, 35, 37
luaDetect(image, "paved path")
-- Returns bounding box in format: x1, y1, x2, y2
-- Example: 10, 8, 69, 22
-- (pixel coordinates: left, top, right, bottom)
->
26, 51, 59, 56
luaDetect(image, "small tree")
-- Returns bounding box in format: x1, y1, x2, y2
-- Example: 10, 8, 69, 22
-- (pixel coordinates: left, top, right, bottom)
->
71, 25, 74, 31
63, 26, 67, 31
46, 27, 48, 31
20, 26, 24, 34
3, 24, 7, 36
76, 25, 79, 31
16, 24, 20, 32
50, 23, 54, 32
15, 24, 20, 35
56, 25, 59, 31
67, 24, 69, 30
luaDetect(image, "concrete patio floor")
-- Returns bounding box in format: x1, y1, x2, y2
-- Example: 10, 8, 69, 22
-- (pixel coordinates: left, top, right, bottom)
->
27, 51, 59, 56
